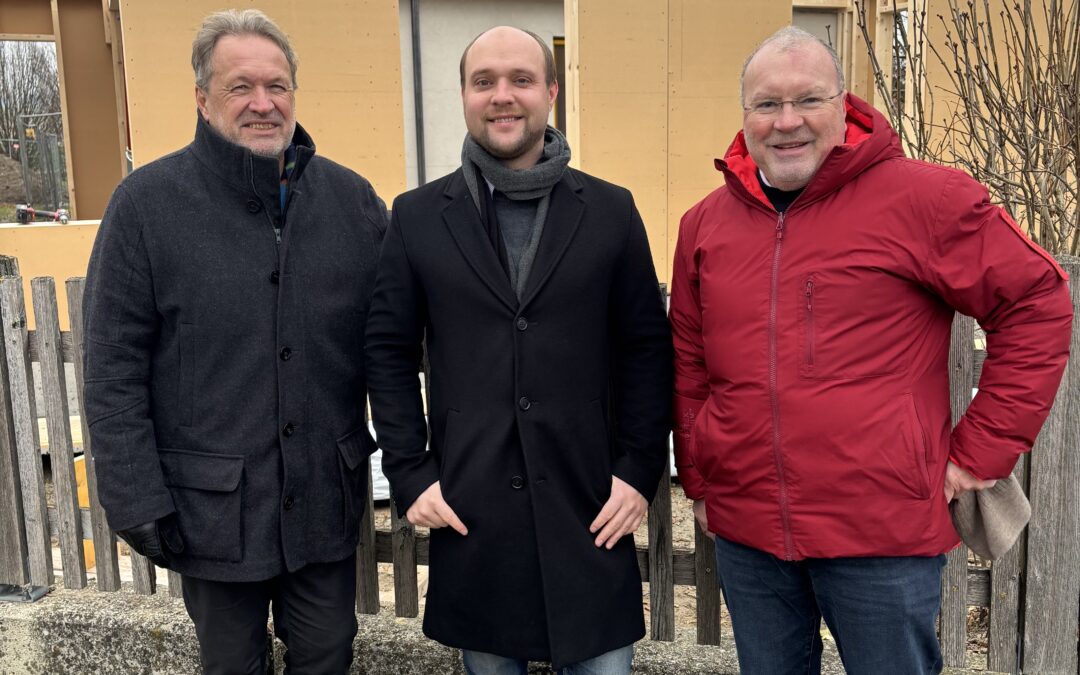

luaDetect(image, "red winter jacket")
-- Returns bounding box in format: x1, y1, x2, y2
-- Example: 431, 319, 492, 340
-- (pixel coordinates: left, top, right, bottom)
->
670, 94, 1072, 560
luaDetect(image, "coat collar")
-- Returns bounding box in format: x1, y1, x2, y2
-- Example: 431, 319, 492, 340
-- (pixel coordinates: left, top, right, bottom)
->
189, 112, 317, 195
441, 168, 586, 312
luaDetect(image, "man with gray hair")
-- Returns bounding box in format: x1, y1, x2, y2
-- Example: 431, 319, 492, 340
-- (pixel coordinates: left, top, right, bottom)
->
670, 26, 1071, 674
84, 9, 387, 672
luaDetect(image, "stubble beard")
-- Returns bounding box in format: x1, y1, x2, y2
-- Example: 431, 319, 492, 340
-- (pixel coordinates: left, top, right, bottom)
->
475, 122, 546, 163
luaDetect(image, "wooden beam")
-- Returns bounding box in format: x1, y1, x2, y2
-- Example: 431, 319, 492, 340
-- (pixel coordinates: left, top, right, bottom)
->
50, 0, 79, 218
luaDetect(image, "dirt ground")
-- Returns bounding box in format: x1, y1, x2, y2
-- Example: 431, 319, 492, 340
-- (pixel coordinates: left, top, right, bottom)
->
1, 153, 27, 221
0, 153, 25, 202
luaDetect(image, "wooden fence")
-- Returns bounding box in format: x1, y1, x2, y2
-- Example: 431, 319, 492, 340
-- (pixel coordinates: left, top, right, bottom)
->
0, 262, 1076, 673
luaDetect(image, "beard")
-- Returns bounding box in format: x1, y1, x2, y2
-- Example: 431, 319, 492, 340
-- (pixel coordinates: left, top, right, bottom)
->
474, 122, 546, 162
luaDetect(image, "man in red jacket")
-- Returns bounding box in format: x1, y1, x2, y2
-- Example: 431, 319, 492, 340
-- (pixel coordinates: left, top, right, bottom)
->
670, 26, 1072, 675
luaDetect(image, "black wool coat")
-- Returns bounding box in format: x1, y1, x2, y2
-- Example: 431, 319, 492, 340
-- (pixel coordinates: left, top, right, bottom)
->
83, 116, 387, 582
365, 167, 673, 667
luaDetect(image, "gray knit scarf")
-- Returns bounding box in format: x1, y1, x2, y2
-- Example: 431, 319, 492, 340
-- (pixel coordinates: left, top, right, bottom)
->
462, 126, 571, 296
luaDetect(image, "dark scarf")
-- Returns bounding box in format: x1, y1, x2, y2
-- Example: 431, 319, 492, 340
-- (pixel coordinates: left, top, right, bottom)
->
462, 126, 571, 296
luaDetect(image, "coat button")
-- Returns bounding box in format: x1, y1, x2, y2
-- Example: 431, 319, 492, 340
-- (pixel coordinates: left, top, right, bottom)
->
246, 199, 262, 213
283, 495, 294, 510
280, 347, 292, 361
516, 317, 528, 331
282, 422, 295, 437
510, 476, 524, 489
269, 271, 280, 284
518, 396, 531, 411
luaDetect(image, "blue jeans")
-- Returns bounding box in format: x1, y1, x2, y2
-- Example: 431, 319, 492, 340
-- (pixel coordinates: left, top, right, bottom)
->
713, 536, 946, 675
462, 645, 633, 675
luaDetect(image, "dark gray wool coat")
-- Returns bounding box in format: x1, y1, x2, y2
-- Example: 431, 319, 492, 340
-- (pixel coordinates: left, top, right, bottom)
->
83, 115, 387, 582
366, 167, 673, 668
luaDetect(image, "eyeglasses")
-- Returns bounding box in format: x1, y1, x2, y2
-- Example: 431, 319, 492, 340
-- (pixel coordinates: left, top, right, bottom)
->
743, 92, 844, 117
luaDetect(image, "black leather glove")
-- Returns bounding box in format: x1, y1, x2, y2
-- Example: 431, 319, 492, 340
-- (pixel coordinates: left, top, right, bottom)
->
116, 515, 184, 568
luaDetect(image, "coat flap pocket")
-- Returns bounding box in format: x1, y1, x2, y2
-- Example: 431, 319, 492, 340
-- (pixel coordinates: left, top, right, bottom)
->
159, 449, 244, 492
337, 425, 378, 471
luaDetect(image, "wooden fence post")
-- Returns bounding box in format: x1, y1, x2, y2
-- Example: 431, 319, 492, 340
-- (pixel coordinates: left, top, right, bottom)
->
0, 277, 53, 587
940, 313, 975, 667
31, 277, 86, 589
390, 494, 419, 617
65, 277, 122, 592
647, 461, 674, 641
167, 570, 183, 598
694, 524, 721, 645
987, 454, 1026, 672
1021, 260, 1079, 673
356, 456, 379, 614
131, 552, 156, 595
0, 258, 28, 586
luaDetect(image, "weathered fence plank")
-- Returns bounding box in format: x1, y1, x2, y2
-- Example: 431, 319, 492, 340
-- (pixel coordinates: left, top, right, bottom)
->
130, 552, 156, 595
1021, 261, 1079, 674
940, 313, 975, 667
0, 277, 52, 587
390, 494, 419, 617
27, 329, 74, 364
694, 524, 721, 646
647, 462, 674, 641
356, 457, 379, 614
0, 269, 28, 585
167, 570, 182, 598
32, 278, 86, 589
66, 277, 121, 592
987, 455, 1027, 673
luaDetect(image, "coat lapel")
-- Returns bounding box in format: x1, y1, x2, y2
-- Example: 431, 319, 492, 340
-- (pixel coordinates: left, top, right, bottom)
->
441, 170, 519, 312
519, 171, 586, 308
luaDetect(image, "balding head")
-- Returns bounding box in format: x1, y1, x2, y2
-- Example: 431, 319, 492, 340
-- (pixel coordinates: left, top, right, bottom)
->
460, 26, 557, 89
740, 26, 844, 105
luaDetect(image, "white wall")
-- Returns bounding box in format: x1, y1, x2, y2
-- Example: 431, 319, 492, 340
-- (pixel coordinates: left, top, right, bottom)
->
399, 0, 564, 188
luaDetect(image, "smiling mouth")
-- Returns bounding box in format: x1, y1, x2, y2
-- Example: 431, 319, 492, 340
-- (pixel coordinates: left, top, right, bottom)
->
490, 116, 522, 124
244, 122, 278, 130
772, 141, 809, 150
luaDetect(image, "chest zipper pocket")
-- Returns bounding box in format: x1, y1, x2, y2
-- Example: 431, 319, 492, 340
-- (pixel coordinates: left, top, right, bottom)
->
805, 279, 815, 367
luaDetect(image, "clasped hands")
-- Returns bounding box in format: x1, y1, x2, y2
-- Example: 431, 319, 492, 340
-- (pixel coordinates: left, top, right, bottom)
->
406, 476, 646, 549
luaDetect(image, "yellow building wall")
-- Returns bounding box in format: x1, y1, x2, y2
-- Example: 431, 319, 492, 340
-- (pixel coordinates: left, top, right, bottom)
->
566, 0, 791, 283
119, 0, 406, 201
0, 222, 98, 330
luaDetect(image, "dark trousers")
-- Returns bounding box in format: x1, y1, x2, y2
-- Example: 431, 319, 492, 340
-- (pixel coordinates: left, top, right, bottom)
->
181, 554, 358, 675
713, 537, 946, 675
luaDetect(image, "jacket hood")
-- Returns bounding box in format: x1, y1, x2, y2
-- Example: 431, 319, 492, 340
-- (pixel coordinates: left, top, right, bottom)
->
715, 93, 905, 210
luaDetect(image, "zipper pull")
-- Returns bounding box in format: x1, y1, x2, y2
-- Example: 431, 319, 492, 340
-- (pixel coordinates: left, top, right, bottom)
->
805, 280, 813, 310
776, 213, 785, 240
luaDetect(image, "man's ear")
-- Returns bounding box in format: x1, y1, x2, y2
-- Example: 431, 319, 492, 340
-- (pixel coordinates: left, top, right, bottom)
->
195, 85, 209, 120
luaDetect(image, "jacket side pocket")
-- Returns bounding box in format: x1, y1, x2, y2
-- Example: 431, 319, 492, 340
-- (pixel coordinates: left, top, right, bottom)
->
177, 324, 195, 427
902, 394, 932, 499
159, 449, 244, 561
337, 425, 378, 537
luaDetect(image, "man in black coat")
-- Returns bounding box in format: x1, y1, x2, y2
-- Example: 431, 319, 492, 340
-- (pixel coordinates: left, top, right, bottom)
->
366, 26, 673, 674
82, 9, 386, 674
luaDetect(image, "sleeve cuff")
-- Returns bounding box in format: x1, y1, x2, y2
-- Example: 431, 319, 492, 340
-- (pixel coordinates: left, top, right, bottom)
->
675, 464, 708, 501
613, 453, 666, 504
387, 456, 440, 518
